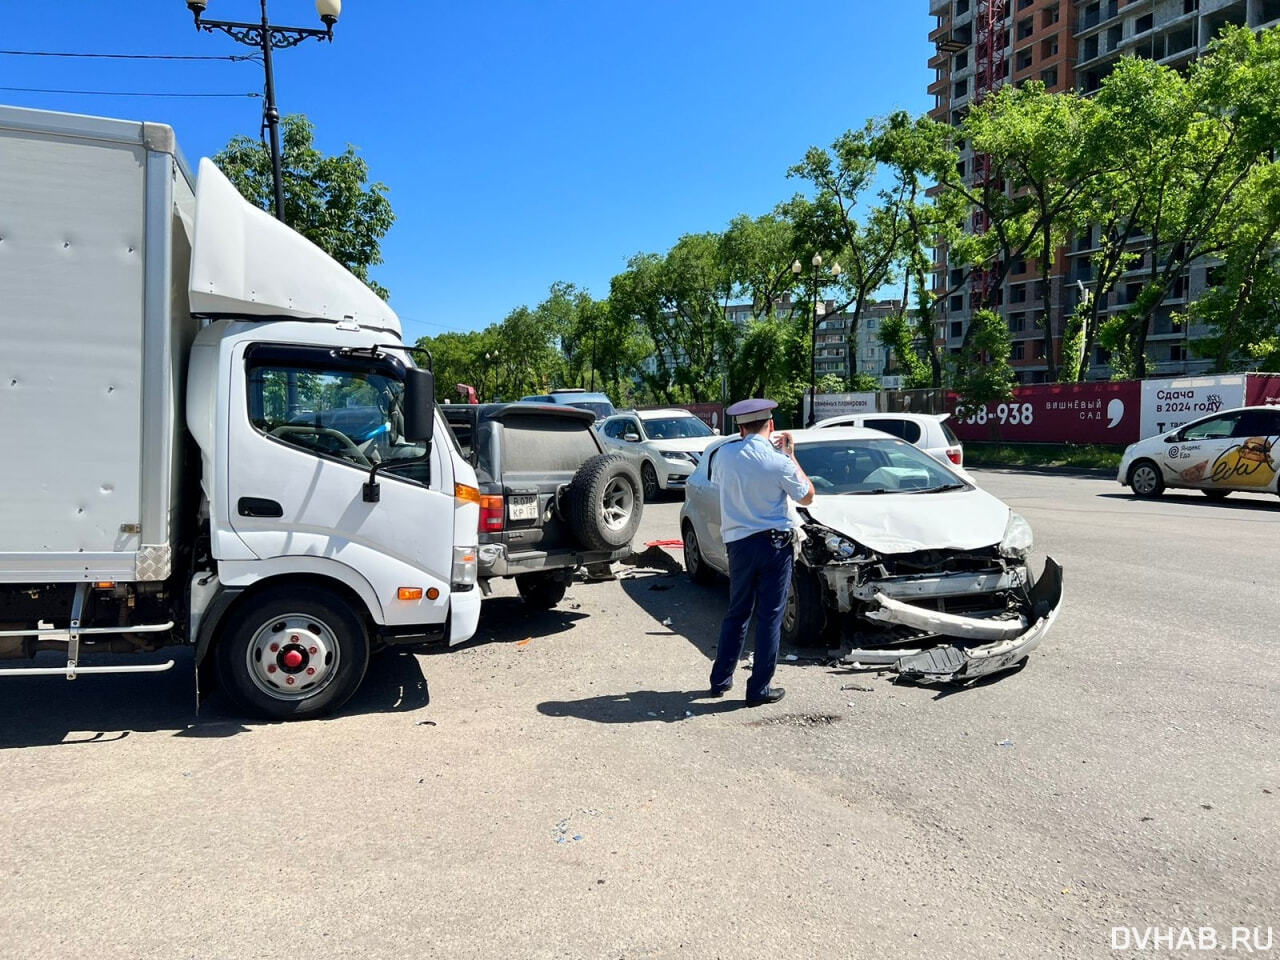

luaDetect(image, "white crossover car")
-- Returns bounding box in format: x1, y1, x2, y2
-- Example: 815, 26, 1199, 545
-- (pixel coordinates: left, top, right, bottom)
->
679, 428, 1063, 683
598, 409, 720, 500
813, 412, 964, 467
1117, 405, 1280, 500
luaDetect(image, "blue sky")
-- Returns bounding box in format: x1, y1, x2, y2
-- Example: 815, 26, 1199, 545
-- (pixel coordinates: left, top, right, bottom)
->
3, 1, 933, 341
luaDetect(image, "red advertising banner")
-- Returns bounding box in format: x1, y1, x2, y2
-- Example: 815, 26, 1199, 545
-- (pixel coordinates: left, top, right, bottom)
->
946, 381, 1142, 445
640, 403, 726, 432
1246, 373, 1280, 406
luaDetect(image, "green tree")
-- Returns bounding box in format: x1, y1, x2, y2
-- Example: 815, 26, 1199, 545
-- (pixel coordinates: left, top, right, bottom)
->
951, 309, 1014, 428
878, 311, 932, 389
961, 82, 1103, 380
214, 114, 395, 299
1094, 26, 1280, 376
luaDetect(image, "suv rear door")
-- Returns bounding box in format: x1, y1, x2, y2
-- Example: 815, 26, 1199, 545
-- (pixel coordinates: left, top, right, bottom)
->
491, 408, 603, 554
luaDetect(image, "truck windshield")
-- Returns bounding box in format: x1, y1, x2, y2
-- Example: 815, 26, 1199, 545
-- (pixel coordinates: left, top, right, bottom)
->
247, 354, 427, 480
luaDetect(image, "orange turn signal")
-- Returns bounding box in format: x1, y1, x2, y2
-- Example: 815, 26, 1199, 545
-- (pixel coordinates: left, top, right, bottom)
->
454, 483, 481, 505
397, 587, 424, 601
426, 587, 440, 600
94, 581, 115, 590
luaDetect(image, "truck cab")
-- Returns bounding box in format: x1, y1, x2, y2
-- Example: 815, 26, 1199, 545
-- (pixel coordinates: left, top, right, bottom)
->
0, 106, 480, 719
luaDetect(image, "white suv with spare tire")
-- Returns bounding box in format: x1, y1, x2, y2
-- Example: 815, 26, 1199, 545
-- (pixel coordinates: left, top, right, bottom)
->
442, 403, 643, 608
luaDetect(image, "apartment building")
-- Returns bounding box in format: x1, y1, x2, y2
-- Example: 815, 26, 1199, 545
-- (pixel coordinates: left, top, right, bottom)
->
927, 0, 1280, 381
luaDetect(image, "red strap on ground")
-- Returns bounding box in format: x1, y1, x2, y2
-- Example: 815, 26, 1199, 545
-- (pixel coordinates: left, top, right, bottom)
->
645, 539, 685, 550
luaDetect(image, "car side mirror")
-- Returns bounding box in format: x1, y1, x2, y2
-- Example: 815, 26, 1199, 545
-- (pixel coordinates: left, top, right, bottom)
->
403, 368, 435, 443
624, 432, 641, 442
365, 365, 434, 504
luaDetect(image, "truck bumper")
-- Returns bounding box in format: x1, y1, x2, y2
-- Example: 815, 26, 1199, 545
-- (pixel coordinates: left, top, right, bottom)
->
449, 587, 482, 645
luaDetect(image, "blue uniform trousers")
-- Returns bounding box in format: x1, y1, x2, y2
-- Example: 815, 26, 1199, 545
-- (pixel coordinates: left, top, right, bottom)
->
709, 530, 793, 699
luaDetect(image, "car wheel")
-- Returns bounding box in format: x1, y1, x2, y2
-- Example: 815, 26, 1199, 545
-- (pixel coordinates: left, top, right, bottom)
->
781, 566, 831, 648
1128, 459, 1165, 498
516, 572, 568, 609
641, 462, 659, 502
683, 521, 716, 585
1202, 489, 1231, 501
215, 586, 369, 720
567, 454, 644, 551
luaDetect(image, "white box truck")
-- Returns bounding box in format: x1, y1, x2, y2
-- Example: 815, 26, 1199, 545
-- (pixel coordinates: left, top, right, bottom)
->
0, 105, 482, 719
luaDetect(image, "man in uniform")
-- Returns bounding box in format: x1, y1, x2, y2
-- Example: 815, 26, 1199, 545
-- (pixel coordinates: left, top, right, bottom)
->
708, 398, 814, 706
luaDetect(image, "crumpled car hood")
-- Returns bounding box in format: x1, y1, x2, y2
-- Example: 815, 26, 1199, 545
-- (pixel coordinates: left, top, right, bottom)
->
801, 487, 1010, 554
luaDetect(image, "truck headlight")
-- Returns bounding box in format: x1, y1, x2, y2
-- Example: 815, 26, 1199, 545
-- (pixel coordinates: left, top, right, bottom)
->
452, 545, 478, 589
999, 512, 1033, 559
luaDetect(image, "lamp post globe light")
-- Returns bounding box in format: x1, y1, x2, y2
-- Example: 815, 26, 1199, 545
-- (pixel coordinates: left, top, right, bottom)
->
794, 255, 841, 426
185, 0, 342, 224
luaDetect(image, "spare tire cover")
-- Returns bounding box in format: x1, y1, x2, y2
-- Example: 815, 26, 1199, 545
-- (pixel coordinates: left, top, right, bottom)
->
566, 453, 643, 551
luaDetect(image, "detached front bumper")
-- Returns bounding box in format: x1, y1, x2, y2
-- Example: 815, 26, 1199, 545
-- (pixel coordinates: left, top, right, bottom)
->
847, 557, 1064, 683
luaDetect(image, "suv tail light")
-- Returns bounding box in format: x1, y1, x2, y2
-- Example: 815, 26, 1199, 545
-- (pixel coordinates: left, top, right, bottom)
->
479, 495, 504, 532
946, 447, 963, 466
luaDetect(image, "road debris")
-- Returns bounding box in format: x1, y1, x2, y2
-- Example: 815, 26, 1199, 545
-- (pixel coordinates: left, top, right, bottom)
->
996, 738, 1014, 747
841, 684, 874, 692
516, 637, 532, 647
660, 617, 672, 626
621, 544, 683, 574
414, 719, 437, 727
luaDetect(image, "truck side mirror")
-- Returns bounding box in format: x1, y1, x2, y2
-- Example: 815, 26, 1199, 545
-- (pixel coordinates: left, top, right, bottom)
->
404, 368, 435, 443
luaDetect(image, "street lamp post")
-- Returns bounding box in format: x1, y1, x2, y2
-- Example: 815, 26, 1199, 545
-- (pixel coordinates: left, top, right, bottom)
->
484, 350, 500, 402
185, 0, 341, 223
794, 254, 842, 426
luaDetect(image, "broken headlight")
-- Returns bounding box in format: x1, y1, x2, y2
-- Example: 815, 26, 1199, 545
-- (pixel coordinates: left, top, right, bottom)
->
822, 531, 860, 559
999, 511, 1034, 559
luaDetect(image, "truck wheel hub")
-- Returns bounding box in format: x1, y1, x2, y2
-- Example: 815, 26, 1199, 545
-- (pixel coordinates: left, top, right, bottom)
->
246, 615, 339, 701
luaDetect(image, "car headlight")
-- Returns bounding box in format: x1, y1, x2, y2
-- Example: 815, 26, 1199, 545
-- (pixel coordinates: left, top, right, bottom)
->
999, 511, 1034, 558
659, 449, 695, 463
822, 531, 859, 559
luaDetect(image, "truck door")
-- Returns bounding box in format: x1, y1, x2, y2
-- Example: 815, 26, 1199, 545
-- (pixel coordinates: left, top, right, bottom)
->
227, 343, 455, 606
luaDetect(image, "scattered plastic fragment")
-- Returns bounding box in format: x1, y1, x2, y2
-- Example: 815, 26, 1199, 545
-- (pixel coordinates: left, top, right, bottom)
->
784, 654, 798, 661
684, 711, 692, 717
996, 738, 1014, 747
646, 711, 657, 717
661, 617, 672, 626
414, 719, 437, 726
842, 684, 873, 692
516, 637, 531, 647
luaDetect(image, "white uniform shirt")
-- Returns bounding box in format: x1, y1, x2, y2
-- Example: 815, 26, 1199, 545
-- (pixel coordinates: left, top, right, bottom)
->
715, 433, 810, 544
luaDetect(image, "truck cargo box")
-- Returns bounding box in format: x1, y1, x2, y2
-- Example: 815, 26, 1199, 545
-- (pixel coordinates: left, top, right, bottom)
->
0, 106, 197, 583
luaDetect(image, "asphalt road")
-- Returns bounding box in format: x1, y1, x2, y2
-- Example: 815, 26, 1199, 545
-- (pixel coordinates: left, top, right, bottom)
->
1, 471, 1276, 960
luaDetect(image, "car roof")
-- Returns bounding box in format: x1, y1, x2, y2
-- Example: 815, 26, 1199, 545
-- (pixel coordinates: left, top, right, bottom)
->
637, 408, 697, 419
813, 411, 950, 427
445, 402, 595, 425
791, 426, 904, 443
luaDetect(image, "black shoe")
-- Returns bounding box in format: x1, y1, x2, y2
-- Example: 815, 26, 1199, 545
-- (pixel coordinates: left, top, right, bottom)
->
746, 686, 785, 707
708, 683, 733, 698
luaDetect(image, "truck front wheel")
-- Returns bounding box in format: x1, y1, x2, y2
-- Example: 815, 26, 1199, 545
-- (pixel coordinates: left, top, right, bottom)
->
216, 586, 370, 720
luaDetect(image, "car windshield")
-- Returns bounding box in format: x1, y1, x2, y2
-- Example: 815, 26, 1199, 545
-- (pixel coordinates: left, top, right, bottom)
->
794, 438, 966, 495
644, 416, 714, 440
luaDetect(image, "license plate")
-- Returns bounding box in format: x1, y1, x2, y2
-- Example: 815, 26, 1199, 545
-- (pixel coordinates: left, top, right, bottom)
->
508, 495, 538, 521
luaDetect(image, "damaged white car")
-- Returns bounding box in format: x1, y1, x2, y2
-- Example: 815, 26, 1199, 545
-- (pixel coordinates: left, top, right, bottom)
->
679, 427, 1063, 683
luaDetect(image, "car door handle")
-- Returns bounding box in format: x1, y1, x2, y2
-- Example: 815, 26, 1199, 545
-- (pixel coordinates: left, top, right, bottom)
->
238, 497, 284, 518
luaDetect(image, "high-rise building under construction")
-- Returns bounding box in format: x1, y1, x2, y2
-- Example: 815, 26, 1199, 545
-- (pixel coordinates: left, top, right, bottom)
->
926, 0, 1280, 382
